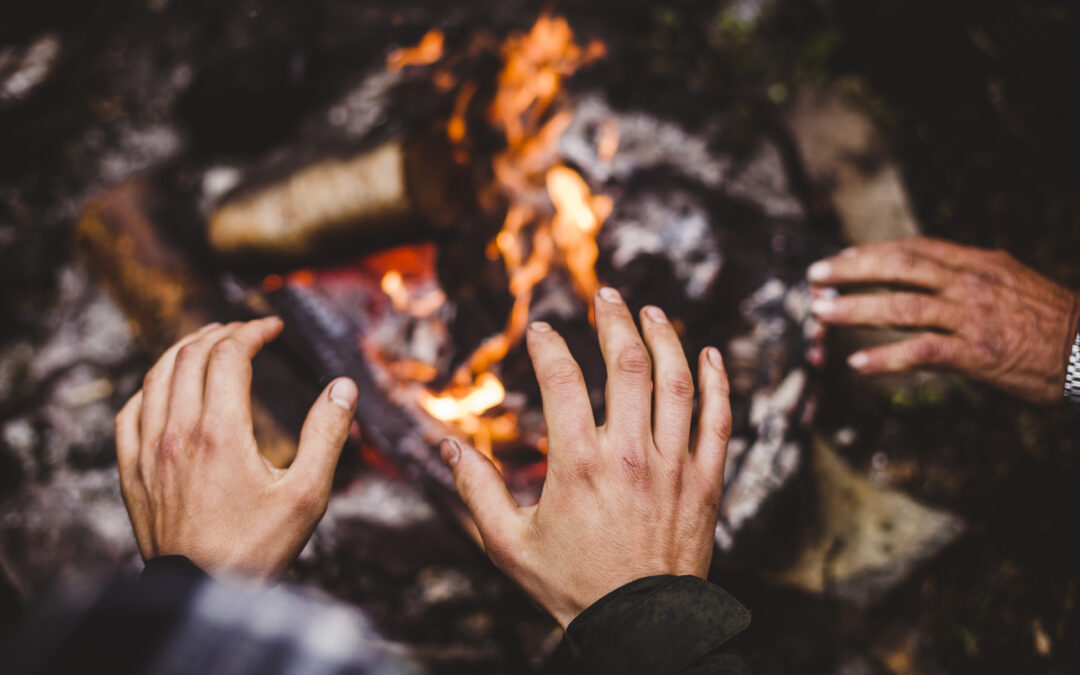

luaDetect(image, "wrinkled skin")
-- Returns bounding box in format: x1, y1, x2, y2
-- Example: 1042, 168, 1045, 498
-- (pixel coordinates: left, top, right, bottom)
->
808, 236, 1080, 405
442, 287, 732, 629
115, 318, 359, 578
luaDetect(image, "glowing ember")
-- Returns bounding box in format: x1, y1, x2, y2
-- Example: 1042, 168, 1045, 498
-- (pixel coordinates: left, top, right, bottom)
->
419, 372, 506, 422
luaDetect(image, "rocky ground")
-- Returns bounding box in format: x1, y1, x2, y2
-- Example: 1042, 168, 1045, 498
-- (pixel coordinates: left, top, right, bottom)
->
2, 1, 1080, 673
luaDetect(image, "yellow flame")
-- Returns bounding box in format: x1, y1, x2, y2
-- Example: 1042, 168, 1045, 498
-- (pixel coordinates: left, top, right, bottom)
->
379, 14, 610, 458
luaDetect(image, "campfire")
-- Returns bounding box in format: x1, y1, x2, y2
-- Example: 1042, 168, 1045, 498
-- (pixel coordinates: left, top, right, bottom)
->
72, 9, 962, 615
79, 10, 820, 554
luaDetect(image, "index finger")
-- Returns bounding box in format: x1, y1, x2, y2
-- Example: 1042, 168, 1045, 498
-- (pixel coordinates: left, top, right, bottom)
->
526, 322, 597, 478
200, 317, 284, 431
808, 240, 955, 291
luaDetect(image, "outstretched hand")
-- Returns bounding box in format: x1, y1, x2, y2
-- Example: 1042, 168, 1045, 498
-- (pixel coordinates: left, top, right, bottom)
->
115, 318, 359, 578
808, 236, 1080, 404
441, 287, 732, 629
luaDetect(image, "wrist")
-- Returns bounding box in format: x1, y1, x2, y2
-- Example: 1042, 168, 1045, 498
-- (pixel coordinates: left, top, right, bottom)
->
1063, 291, 1080, 403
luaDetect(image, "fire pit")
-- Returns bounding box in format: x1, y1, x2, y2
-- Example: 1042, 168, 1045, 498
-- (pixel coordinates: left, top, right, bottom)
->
164, 14, 823, 558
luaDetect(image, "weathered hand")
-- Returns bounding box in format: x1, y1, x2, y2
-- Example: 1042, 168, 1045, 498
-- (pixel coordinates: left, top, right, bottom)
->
808, 236, 1080, 404
115, 318, 359, 578
441, 288, 732, 629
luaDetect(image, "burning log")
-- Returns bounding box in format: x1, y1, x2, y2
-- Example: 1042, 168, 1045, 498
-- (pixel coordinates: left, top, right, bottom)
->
75, 179, 482, 542
75, 181, 308, 469
207, 130, 465, 265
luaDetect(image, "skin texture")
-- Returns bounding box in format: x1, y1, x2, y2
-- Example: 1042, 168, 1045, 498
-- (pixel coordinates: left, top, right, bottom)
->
808, 236, 1080, 405
114, 317, 359, 578
441, 287, 732, 629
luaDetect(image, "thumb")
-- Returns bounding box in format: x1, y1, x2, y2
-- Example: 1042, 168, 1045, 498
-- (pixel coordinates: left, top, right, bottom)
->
290, 378, 358, 492
440, 438, 521, 549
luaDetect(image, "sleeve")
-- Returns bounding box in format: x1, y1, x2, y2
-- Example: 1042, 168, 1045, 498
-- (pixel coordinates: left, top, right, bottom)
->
544, 575, 752, 675
2, 556, 210, 675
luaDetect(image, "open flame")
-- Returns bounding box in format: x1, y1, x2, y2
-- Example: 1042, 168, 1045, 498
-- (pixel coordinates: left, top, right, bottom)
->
379, 14, 614, 457
386, 29, 445, 72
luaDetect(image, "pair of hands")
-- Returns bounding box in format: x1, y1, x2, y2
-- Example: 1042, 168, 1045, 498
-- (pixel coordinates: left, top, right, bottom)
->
116, 288, 732, 628
809, 236, 1080, 405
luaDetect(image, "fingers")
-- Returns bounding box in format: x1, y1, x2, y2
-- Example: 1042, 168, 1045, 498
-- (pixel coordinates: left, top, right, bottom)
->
594, 287, 653, 451
807, 240, 955, 291
202, 317, 284, 430
811, 292, 962, 331
847, 333, 967, 374
440, 438, 521, 560
115, 390, 143, 475
692, 347, 732, 486
639, 306, 694, 455
115, 390, 154, 559
138, 322, 223, 482
163, 323, 242, 443
287, 378, 358, 499
526, 322, 597, 474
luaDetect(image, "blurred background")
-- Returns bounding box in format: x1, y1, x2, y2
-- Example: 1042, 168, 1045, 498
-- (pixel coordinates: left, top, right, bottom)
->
2, 1, 1080, 673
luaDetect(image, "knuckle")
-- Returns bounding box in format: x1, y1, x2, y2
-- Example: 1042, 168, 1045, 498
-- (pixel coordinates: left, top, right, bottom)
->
909, 337, 947, 364
960, 271, 987, 292
142, 367, 162, 391
614, 346, 652, 379
157, 430, 186, 463
896, 250, 921, 273
289, 483, 326, 520
543, 359, 584, 392
698, 484, 723, 514
619, 446, 652, 488
707, 415, 733, 445
566, 451, 601, 480
194, 415, 224, 446
210, 337, 242, 362
174, 343, 200, 366
975, 328, 1008, 362
482, 531, 517, 571
889, 293, 924, 322
658, 371, 694, 404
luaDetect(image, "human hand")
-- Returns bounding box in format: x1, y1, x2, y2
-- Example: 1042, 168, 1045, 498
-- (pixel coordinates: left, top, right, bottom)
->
115, 318, 359, 578
440, 288, 732, 629
808, 236, 1080, 404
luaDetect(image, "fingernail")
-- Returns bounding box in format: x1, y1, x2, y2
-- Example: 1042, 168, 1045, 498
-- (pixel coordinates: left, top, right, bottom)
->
530, 321, 552, 333
598, 287, 622, 303
706, 347, 724, 370
848, 352, 870, 371
644, 306, 667, 323
807, 261, 831, 282
203, 321, 223, 330
329, 378, 359, 410
810, 298, 836, 316
440, 438, 461, 467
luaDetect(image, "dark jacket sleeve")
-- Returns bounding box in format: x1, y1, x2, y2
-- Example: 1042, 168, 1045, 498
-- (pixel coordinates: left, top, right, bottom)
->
545, 575, 751, 675
3, 556, 210, 675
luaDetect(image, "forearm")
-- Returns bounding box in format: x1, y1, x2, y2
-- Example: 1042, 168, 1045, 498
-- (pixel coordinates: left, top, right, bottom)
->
545, 575, 751, 675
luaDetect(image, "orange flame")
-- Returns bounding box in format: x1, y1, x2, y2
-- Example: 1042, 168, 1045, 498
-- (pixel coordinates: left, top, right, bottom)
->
387, 30, 445, 72
378, 14, 610, 456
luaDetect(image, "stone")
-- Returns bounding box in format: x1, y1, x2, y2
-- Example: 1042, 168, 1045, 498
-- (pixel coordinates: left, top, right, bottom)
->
768, 437, 964, 608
